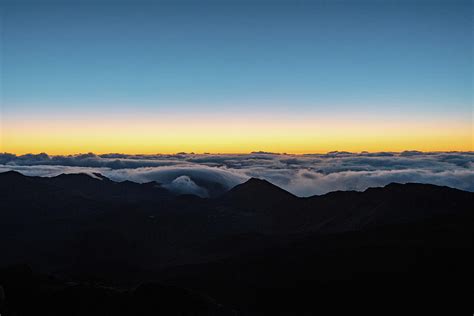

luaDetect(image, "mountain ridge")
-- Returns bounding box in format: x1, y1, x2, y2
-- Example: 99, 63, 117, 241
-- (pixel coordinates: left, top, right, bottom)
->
3, 170, 469, 199
0, 170, 472, 314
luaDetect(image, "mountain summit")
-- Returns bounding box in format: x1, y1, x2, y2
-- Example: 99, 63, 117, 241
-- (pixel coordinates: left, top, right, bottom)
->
221, 177, 297, 212
227, 178, 295, 199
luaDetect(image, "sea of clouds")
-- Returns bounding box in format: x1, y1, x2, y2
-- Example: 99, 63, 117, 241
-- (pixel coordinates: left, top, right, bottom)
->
1, 151, 473, 197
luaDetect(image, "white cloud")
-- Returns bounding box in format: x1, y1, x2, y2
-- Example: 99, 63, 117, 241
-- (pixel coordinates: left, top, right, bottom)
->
1, 151, 473, 196
163, 175, 209, 197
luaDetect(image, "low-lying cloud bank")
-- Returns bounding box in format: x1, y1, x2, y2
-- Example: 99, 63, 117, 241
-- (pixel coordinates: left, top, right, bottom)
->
1, 151, 473, 197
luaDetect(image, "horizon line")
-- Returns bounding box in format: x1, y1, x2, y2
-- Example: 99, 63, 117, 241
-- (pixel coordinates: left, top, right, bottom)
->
2, 150, 474, 156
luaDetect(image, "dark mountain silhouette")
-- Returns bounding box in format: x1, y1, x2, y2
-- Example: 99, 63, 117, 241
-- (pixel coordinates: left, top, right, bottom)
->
0, 171, 472, 315
225, 177, 296, 200
38, 172, 172, 202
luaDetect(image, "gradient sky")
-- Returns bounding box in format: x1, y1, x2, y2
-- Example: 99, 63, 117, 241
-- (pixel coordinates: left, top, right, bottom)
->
0, 0, 472, 154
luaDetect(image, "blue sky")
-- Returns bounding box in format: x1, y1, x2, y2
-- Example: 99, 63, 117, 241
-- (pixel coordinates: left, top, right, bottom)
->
1, 1, 471, 115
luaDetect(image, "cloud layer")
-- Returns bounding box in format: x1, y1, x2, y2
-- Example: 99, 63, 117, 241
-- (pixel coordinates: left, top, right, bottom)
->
1, 151, 473, 197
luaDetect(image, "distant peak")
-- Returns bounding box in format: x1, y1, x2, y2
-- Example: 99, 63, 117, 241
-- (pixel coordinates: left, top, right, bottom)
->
382, 182, 451, 191
235, 177, 278, 189
383, 182, 433, 189
55, 173, 89, 178
227, 177, 295, 198
54, 172, 109, 181
0, 170, 25, 178
245, 177, 272, 185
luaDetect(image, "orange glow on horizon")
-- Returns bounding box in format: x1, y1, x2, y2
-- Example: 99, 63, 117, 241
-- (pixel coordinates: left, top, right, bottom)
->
1, 114, 472, 155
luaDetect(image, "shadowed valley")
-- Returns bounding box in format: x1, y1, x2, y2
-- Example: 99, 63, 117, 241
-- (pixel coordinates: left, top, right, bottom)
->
0, 171, 472, 315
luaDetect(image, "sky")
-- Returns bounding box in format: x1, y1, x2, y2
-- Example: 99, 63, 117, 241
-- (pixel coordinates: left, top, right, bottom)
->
0, 0, 472, 154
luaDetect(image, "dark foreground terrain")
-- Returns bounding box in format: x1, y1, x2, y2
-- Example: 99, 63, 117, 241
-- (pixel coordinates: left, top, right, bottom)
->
0, 170, 472, 315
